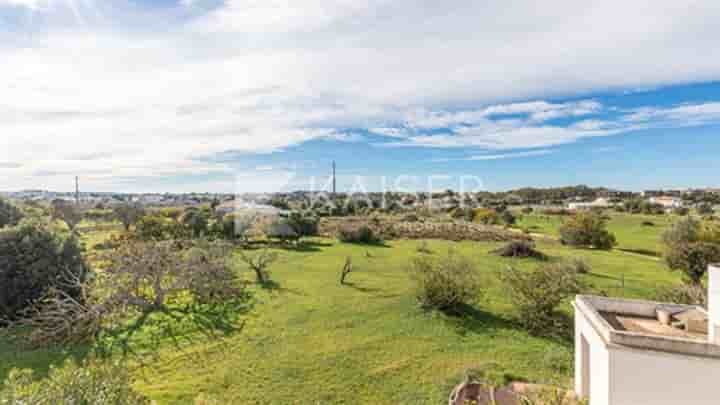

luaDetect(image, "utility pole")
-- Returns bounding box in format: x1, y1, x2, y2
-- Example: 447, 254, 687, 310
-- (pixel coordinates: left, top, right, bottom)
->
75, 176, 79, 205
332, 161, 336, 195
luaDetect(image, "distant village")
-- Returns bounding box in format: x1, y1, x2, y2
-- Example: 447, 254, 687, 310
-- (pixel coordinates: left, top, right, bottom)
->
1, 185, 719, 213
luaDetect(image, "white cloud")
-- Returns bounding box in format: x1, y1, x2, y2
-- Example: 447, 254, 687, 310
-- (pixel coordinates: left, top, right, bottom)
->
433, 149, 553, 162
2, 1, 720, 190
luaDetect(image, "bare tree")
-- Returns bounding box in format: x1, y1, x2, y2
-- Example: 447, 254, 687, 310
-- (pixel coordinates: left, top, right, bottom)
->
340, 256, 353, 285
51, 200, 83, 231
114, 203, 145, 231
238, 248, 278, 284
15, 240, 246, 348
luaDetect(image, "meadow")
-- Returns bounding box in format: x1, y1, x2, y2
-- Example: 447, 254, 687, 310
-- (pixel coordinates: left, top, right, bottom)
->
0, 216, 681, 404
516, 212, 675, 257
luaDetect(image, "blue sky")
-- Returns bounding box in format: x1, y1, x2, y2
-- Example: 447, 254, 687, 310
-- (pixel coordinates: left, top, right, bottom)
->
1, 0, 719, 193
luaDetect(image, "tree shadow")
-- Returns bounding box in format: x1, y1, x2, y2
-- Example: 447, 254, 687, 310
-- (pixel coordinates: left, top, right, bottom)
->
259, 280, 306, 296
94, 298, 253, 364
0, 331, 93, 382
616, 247, 660, 257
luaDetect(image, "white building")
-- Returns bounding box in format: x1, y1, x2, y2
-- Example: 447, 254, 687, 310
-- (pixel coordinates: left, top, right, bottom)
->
574, 264, 720, 405
648, 196, 683, 209
568, 198, 612, 210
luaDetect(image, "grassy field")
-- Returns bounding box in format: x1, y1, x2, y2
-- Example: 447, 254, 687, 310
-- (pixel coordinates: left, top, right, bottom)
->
516, 212, 676, 257
0, 229, 681, 404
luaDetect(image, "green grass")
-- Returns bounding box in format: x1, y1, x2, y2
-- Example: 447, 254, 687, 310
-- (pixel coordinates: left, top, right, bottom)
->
1, 232, 681, 404
516, 212, 676, 257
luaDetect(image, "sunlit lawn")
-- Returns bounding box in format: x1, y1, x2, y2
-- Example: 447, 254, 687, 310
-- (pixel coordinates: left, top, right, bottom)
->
0, 227, 681, 404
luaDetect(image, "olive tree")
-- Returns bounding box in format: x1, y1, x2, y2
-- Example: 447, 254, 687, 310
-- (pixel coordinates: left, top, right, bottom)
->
50, 200, 83, 231
0, 223, 88, 322
114, 203, 145, 231
559, 212, 616, 249
0, 198, 23, 228
662, 217, 720, 285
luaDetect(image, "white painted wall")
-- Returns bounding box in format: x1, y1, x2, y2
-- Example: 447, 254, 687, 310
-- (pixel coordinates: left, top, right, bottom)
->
575, 301, 720, 405
575, 307, 610, 405
608, 347, 720, 405
709, 265, 720, 344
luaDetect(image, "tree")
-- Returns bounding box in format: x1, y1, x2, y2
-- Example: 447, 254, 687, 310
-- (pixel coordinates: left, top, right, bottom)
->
181, 208, 209, 238
662, 217, 720, 285
238, 248, 278, 284
0, 359, 150, 404
559, 212, 616, 249
0, 198, 23, 228
407, 250, 482, 312
18, 240, 244, 347
285, 211, 319, 241
114, 204, 145, 231
501, 263, 585, 335
135, 215, 186, 241
340, 256, 353, 285
500, 210, 517, 226
50, 200, 83, 231
0, 223, 88, 321
266, 219, 299, 244
698, 203, 715, 216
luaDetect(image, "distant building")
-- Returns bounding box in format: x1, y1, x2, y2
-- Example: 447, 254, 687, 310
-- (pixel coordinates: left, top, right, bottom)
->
648, 196, 683, 209
567, 198, 612, 210
574, 264, 720, 405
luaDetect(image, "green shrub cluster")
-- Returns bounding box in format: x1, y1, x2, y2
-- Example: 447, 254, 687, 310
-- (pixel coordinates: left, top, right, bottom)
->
408, 250, 482, 312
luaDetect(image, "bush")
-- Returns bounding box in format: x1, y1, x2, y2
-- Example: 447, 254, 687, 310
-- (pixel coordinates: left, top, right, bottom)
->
0, 224, 88, 321
266, 219, 299, 243
286, 211, 319, 239
407, 250, 482, 312
655, 284, 707, 307
674, 207, 690, 216
492, 240, 546, 260
564, 257, 591, 274
181, 208, 209, 238
500, 210, 517, 226
0, 359, 149, 404
338, 224, 381, 244
641, 220, 655, 227
473, 208, 500, 225
114, 204, 145, 231
522, 207, 533, 214
501, 264, 585, 335
135, 215, 187, 241
559, 212, 616, 249
662, 217, 720, 285
0, 198, 23, 228
698, 203, 715, 216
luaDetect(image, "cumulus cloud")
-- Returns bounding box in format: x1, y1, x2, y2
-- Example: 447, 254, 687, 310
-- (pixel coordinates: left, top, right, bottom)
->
2, 0, 720, 190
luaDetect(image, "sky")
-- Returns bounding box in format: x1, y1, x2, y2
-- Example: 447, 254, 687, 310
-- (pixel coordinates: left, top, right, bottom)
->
1, 0, 720, 193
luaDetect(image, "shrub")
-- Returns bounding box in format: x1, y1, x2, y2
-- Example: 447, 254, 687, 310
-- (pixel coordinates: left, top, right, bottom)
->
522, 207, 533, 214
181, 208, 209, 238
473, 208, 500, 225
286, 211, 319, 239
492, 240, 546, 260
114, 204, 145, 231
641, 220, 655, 227
0, 198, 23, 228
338, 224, 381, 244
662, 217, 720, 285
135, 215, 187, 241
407, 250, 482, 312
564, 257, 591, 274
266, 219, 300, 243
0, 224, 88, 321
50, 200, 83, 231
402, 213, 420, 222
501, 264, 585, 335
655, 284, 707, 307
698, 203, 715, 216
674, 207, 690, 216
0, 359, 149, 404
500, 210, 517, 226
559, 212, 616, 249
